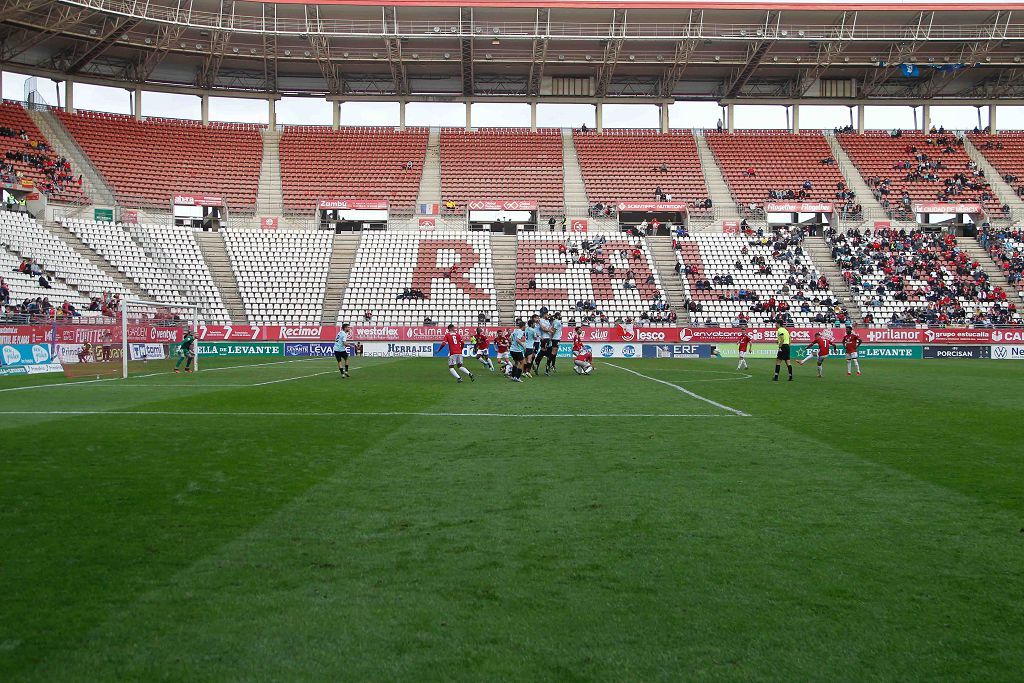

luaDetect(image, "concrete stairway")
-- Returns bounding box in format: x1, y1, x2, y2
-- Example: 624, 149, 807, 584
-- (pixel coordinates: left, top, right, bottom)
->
957, 236, 1024, 304
44, 220, 150, 299
693, 132, 740, 225
805, 235, 864, 321
823, 132, 895, 227
646, 235, 689, 323
415, 128, 442, 208
193, 231, 247, 324
561, 129, 589, 215
961, 136, 1024, 221
321, 233, 361, 324
490, 233, 518, 323
28, 109, 116, 206
256, 129, 283, 217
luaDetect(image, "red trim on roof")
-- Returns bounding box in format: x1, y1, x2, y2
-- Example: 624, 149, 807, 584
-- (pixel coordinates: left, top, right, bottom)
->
268, 1, 1024, 10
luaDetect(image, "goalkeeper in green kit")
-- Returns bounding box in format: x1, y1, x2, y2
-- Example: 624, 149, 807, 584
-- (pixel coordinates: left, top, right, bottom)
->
174, 329, 196, 373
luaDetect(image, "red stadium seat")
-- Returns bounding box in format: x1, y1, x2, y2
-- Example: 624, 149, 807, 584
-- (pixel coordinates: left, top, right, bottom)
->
279, 126, 428, 213
54, 110, 261, 209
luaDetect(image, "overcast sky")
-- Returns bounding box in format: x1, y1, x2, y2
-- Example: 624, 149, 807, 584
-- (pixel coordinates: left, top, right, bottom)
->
4, 71, 1022, 130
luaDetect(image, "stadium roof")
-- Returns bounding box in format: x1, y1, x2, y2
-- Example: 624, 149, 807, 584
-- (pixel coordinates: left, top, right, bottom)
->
3, 0, 1024, 103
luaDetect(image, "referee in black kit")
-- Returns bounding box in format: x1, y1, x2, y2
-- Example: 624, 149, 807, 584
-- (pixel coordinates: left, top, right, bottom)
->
773, 318, 793, 382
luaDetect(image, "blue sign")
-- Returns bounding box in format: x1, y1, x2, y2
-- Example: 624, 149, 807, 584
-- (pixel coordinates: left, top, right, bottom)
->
284, 342, 335, 357
622, 344, 637, 358
641, 344, 714, 359
0, 343, 51, 367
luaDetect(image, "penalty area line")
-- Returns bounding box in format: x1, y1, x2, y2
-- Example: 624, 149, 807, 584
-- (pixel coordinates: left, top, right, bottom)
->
602, 362, 751, 417
0, 410, 736, 418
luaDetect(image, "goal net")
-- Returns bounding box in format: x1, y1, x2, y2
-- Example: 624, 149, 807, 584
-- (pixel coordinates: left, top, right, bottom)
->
55, 299, 200, 379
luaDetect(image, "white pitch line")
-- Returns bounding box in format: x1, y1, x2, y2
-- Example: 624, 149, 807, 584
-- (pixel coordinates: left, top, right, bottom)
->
603, 362, 751, 417
0, 410, 732, 418
0, 358, 322, 393
252, 370, 336, 386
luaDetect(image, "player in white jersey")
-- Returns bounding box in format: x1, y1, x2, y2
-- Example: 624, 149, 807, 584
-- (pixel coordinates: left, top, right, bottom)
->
333, 323, 351, 378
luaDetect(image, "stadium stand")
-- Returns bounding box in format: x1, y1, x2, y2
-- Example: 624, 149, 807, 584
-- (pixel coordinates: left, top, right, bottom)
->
515, 233, 672, 326
0, 243, 89, 318
338, 231, 496, 326
130, 224, 231, 324
572, 130, 710, 213
704, 130, 859, 217
0, 101, 86, 203
675, 229, 847, 327
61, 218, 186, 305
826, 226, 1020, 327
223, 229, 332, 324
836, 130, 1006, 220
54, 111, 261, 208
967, 132, 1024, 202
0, 211, 129, 299
280, 126, 428, 213
979, 225, 1024, 297
440, 128, 563, 216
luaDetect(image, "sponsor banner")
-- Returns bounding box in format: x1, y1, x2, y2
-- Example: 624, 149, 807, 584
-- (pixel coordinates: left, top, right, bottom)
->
874, 220, 891, 230
122, 209, 139, 224
24, 362, 63, 375
581, 343, 641, 359
723, 220, 740, 234
764, 202, 833, 213
362, 342, 436, 358
0, 325, 49, 344
641, 344, 714, 359
570, 218, 588, 233
65, 323, 1023, 346
129, 343, 167, 361
50, 325, 183, 345
173, 193, 223, 206
991, 345, 1024, 360
0, 343, 52, 366
418, 217, 437, 229
0, 363, 61, 376
792, 344, 923, 360
284, 342, 335, 357
56, 344, 124, 363
259, 216, 279, 230
94, 207, 114, 222
184, 342, 284, 357
318, 199, 390, 211
913, 202, 982, 214
466, 199, 538, 211
923, 345, 991, 359
615, 202, 689, 212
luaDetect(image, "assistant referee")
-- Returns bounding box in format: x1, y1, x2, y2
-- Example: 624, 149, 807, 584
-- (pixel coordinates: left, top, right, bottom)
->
773, 318, 793, 382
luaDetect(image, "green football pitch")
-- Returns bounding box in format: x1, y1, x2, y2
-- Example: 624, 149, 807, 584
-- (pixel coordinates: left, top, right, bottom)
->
2, 356, 1023, 681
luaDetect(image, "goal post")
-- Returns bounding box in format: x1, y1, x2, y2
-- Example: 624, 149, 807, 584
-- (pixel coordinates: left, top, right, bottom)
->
120, 299, 201, 378
54, 300, 201, 380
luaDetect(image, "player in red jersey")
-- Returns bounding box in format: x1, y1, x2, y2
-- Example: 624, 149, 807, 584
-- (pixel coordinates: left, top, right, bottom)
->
471, 327, 495, 372
438, 324, 475, 383
493, 329, 512, 375
798, 331, 834, 378
842, 325, 863, 376
572, 326, 593, 375
736, 328, 752, 371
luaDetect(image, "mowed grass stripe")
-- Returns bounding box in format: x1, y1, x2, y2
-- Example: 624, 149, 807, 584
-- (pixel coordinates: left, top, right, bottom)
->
20, 390, 1024, 681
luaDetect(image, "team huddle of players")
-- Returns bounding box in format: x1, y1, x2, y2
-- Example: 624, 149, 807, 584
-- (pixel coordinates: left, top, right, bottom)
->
735, 322, 864, 380
438, 310, 594, 384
